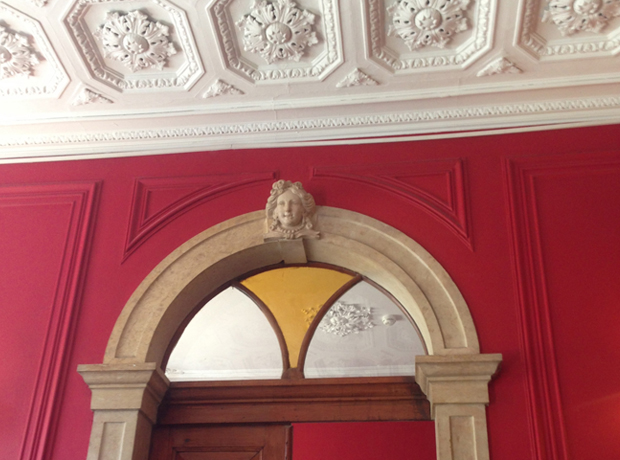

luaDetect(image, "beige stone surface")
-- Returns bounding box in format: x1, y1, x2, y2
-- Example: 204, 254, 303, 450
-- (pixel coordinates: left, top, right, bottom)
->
81, 208, 500, 460
104, 208, 480, 366
79, 363, 169, 460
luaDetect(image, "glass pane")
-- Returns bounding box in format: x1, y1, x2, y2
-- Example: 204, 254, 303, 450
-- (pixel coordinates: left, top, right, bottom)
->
166, 286, 283, 381
304, 281, 426, 378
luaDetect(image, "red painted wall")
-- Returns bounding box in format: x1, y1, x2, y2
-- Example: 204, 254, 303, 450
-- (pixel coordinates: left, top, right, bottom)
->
292, 422, 436, 460
1, 124, 620, 460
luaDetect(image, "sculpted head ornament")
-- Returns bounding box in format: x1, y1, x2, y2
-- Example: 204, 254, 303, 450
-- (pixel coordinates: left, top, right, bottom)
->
264, 180, 320, 240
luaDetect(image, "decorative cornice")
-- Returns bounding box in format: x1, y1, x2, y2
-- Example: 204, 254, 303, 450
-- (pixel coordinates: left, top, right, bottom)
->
368, 0, 493, 72
3, 94, 620, 150
210, 0, 342, 82
203, 79, 244, 98
476, 57, 522, 76
542, 0, 620, 36
28, 0, 48, 6
336, 69, 379, 88
94, 10, 176, 72
387, 0, 471, 50
236, 0, 318, 63
71, 88, 113, 106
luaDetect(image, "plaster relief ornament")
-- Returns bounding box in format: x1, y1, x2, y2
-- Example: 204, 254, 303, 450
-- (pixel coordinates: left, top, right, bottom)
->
0, 26, 39, 79
336, 69, 379, 88
264, 180, 320, 241
237, 0, 318, 63
319, 302, 375, 337
72, 88, 113, 106
476, 57, 522, 76
543, 0, 620, 35
94, 11, 176, 72
388, 0, 471, 50
203, 79, 244, 98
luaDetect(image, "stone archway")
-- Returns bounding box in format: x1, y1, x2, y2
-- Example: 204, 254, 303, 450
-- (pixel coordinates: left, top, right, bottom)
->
78, 207, 501, 460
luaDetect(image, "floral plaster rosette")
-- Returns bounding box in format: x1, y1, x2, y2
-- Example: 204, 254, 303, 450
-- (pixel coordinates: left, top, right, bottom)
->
237, 0, 318, 63
388, 0, 471, 50
543, 0, 620, 35
94, 11, 176, 72
0, 26, 39, 79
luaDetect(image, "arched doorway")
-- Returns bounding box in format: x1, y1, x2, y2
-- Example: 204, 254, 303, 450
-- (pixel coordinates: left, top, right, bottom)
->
78, 208, 501, 460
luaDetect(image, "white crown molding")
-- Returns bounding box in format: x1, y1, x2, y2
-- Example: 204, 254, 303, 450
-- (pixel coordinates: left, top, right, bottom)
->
2, 93, 620, 161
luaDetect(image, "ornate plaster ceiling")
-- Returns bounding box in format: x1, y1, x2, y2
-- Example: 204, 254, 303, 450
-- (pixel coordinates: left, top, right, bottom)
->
2, 0, 620, 162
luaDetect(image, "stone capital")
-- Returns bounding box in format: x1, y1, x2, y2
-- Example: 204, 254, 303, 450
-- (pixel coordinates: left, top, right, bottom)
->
415, 353, 502, 417
78, 362, 169, 423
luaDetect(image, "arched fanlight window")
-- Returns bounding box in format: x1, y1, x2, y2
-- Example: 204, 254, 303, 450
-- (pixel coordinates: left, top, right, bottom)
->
165, 265, 427, 382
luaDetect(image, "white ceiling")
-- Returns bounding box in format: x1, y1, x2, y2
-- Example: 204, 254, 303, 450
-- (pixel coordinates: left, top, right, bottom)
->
2, 0, 620, 162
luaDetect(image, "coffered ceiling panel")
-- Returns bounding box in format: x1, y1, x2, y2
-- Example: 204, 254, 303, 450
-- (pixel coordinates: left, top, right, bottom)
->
1, 0, 620, 161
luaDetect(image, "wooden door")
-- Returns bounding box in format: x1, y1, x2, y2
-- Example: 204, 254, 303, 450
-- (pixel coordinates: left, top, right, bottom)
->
149, 424, 292, 460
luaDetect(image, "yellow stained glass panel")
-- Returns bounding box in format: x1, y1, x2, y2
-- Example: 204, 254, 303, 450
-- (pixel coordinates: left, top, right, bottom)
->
241, 267, 354, 368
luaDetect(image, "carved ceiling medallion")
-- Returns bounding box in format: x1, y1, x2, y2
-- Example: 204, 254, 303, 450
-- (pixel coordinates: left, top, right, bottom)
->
543, 0, 620, 35
94, 11, 176, 72
237, 0, 318, 63
319, 302, 375, 337
388, 0, 471, 50
0, 26, 39, 79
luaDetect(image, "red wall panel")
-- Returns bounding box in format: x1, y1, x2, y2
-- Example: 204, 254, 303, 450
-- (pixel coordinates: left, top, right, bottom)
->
0, 183, 98, 460
0, 124, 619, 460
292, 422, 436, 460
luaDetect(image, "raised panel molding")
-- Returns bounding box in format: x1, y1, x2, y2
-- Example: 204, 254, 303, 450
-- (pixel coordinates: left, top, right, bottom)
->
0, 181, 99, 460
312, 159, 472, 249
124, 171, 277, 259
503, 153, 620, 460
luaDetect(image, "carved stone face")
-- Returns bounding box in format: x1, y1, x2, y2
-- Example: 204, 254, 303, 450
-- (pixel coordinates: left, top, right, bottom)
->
275, 190, 304, 229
